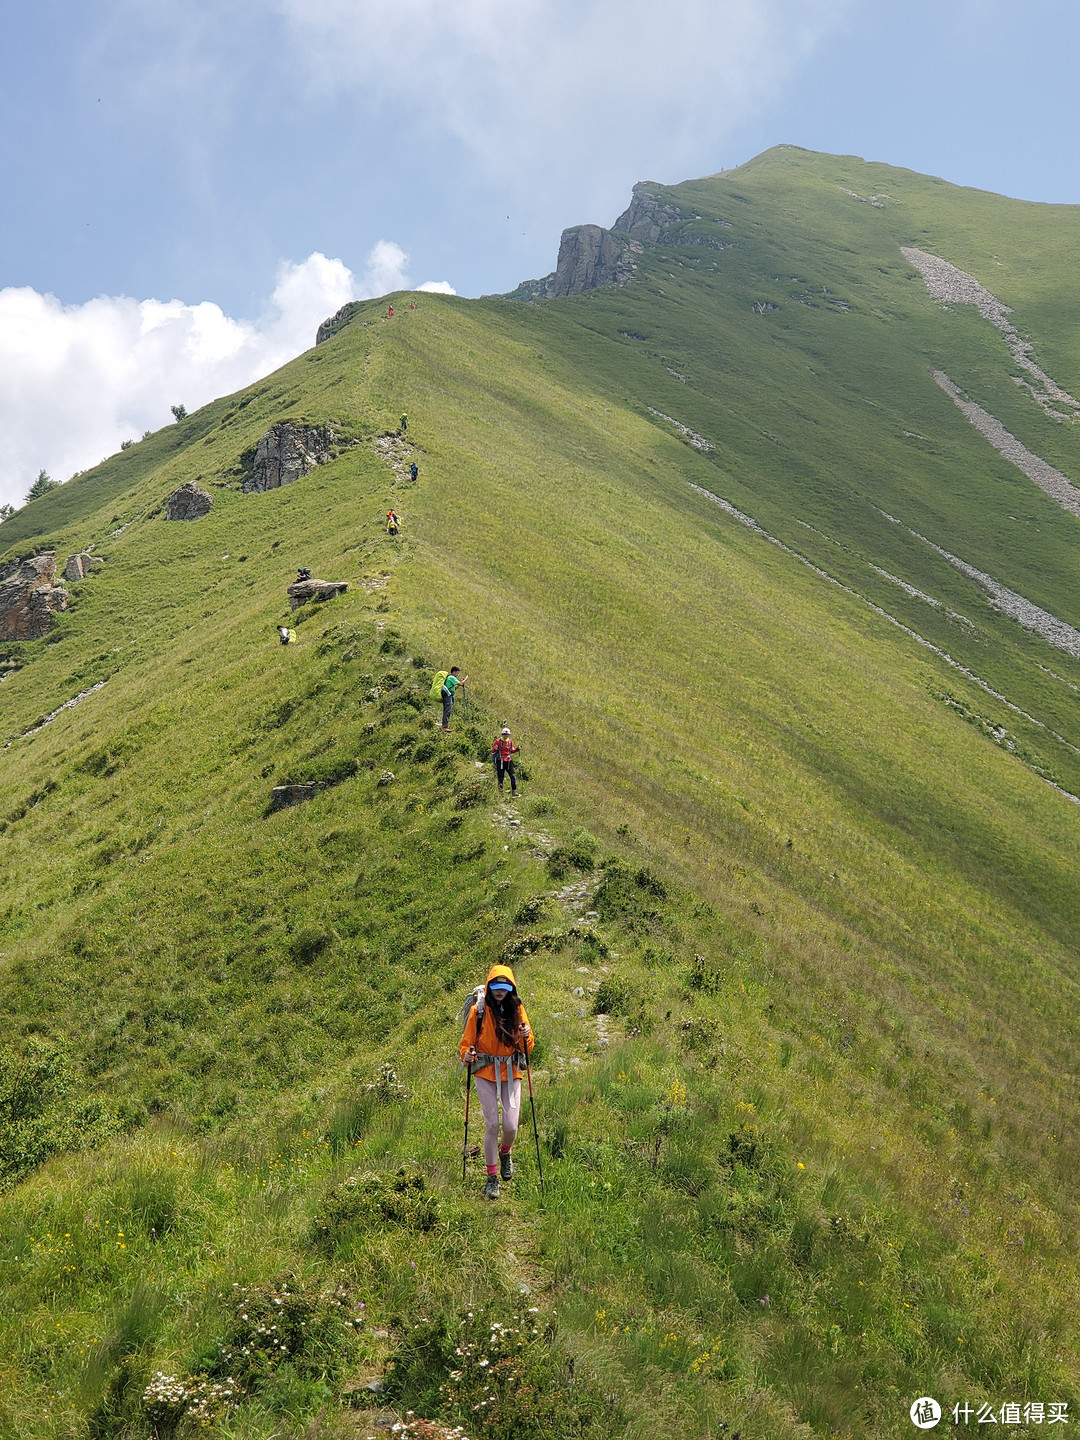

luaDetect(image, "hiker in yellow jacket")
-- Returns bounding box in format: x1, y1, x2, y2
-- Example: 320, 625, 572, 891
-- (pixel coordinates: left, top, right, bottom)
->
459, 964, 534, 1199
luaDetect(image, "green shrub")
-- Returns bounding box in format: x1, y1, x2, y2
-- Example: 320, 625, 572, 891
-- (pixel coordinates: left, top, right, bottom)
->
385, 1300, 620, 1440
213, 1274, 364, 1387
686, 953, 725, 993
453, 780, 486, 810
0, 1038, 122, 1188
513, 897, 546, 926
593, 862, 668, 923
679, 1016, 723, 1051
290, 925, 333, 965
313, 1168, 437, 1251
500, 931, 558, 965
546, 844, 594, 880
591, 974, 642, 1018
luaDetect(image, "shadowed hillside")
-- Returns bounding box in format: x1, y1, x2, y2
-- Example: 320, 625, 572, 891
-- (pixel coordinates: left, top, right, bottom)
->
2, 146, 1080, 1439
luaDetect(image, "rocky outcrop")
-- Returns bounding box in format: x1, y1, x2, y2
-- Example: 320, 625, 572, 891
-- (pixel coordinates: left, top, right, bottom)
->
316, 302, 364, 346
612, 182, 687, 243
166, 482, 213, 520
287, 576, 349, 611
64, 551, 105, 581
508, 225, 642, 301
244, 422, 335, 494
505, 179, 725, 301
0, 554, 68, 640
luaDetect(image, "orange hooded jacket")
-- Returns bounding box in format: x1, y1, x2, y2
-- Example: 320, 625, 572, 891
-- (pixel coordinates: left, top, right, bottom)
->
459, 964, 535, 1082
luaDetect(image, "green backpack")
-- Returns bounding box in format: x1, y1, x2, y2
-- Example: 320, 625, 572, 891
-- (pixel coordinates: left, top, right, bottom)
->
429, 670, 450, 700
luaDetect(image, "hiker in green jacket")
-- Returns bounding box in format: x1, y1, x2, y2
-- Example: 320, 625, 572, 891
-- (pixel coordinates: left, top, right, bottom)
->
441, 667, 466, 730
399, 412, 408, 435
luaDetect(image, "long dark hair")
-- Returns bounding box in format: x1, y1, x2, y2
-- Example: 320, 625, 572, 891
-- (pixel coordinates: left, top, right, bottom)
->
487, 984, 522, 1047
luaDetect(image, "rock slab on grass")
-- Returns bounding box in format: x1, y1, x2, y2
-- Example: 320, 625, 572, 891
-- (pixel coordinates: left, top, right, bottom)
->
287, 577, 348, 611
64, 552, 105, 581
271, 784, 320, 810
166, 482, 213, 520
244, 422, 334, 493
0, 554, 68, 640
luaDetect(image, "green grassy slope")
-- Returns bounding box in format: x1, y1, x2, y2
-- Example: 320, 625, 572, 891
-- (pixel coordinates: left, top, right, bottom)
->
3, 147, 1080, 1439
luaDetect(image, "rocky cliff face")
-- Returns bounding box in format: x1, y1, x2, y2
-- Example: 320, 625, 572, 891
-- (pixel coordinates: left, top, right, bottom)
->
612, 181, 687, 243
0, 554, 68, 640
315, 302, 364, 346
243, 423, 335, 494
508, 224, 642, 301
506, 180, 704, 301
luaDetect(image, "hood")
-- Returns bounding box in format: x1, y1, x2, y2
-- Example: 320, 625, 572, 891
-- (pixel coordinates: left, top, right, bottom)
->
486, 964, 517, 990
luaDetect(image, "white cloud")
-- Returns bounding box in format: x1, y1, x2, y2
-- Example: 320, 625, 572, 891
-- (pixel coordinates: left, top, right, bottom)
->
0, 241, 451, 508
416, 281, 457, 295
272, 0, 852, 224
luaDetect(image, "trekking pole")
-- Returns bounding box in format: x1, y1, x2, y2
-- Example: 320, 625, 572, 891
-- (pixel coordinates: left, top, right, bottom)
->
522, 1042, 545, 1196
462, 1060, 473, 1185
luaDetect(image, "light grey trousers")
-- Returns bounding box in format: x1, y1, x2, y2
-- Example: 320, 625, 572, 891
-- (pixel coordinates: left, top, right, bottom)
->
475, 1069, 521, 1166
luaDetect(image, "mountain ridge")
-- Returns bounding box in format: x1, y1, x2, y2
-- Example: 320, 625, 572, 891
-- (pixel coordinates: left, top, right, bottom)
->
2, 145, 1080, 1438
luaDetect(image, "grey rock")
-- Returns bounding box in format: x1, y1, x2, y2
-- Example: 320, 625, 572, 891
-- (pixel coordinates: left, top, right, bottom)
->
508, 224, 642, 301
0, 553, 68, 640
64, 552, 105, 581
244, 421, 335, 494
166, 481, 213, 520
612, 181, 687, 243
315, 301, 364, 345
287, 577, 349, 611
271, 784, 320, 810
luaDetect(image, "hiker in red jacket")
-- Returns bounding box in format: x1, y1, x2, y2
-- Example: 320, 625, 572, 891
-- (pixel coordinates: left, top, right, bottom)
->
491, 726, 520, 797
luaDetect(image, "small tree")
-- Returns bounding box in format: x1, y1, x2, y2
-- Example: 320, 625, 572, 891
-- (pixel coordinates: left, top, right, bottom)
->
0, 503, 14, 523
25, 469, 59, 503
120, 438, 135, 451
170, 404, 187, 422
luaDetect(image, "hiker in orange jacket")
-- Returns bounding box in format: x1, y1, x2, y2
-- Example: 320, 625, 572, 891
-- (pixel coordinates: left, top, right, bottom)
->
460, 964, 534, 1199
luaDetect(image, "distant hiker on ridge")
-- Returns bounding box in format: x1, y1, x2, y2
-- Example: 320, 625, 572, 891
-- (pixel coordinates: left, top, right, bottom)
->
399, 412, 408, 435
296, 566, 312, 582
387, 509, 400, 535
409, 462, 419, 482
387, 304, 395, 318
277, 625, 295, 646
460, 965, 534, 1200
492, 726, 520, 797
441, 666, 466, 730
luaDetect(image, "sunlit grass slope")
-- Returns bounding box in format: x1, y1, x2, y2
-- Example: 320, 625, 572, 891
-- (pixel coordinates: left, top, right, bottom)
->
2, 147, 1080, 1438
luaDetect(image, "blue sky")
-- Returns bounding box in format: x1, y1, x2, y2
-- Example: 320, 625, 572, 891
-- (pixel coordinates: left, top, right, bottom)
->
1, 0, 1078, 507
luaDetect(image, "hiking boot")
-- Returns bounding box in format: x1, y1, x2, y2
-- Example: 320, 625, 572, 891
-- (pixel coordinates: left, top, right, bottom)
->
484, 1174, 501, 1200
500, 1151, 514, 1181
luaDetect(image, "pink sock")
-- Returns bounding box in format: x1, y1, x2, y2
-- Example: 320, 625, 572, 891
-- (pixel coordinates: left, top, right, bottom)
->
499, 1146, 511, 1155
486, 1164, 498, 1176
